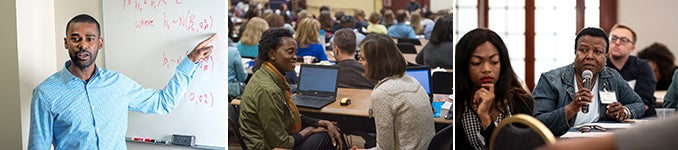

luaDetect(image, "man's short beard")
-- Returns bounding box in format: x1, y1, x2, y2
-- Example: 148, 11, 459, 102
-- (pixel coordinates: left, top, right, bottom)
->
70, 49, 96, 69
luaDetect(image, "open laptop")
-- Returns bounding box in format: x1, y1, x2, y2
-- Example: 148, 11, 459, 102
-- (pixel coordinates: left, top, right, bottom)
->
406, 66, 432, 101
292, 64, 340, 109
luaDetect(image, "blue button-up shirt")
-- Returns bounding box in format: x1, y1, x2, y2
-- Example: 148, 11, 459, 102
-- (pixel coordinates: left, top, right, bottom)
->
387, 23, 417, 39
29, 58, 198, 150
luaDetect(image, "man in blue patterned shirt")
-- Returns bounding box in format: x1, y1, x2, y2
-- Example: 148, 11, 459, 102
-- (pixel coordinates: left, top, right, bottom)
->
28, 14, 217, 150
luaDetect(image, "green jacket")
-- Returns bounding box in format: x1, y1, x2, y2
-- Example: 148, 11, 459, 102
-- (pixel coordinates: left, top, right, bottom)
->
238, 65, 297, 149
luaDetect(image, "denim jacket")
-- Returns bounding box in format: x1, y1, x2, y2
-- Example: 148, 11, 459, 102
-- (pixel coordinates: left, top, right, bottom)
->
533, 63, 645, 136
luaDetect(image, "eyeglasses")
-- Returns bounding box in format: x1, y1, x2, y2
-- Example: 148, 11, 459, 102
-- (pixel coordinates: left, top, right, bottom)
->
577, 125, 607, 133
610, 35, 633, 44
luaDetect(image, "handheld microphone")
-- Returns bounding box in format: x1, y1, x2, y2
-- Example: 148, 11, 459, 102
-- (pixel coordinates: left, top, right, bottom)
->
582, 70, 593, 113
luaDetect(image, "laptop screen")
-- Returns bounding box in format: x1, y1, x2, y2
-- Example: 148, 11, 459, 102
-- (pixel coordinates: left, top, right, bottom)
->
298, 65, 339, 93
406, 68, 431, 95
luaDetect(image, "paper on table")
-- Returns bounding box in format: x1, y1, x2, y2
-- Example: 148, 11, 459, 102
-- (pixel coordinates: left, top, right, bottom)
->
560, 130, 613, 138
573, 122, 634, 129
442, 101, 452, 110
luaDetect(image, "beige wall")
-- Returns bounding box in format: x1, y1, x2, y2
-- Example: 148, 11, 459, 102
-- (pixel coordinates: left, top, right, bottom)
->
0, 0, 22, 149
0, 0, 58, 149
306, 0, 382, 18
0, 0, 100, 148
619, 0, 678, 65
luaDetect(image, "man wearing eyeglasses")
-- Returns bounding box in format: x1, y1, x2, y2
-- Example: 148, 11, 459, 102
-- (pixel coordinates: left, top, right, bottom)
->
606, 24, 657, 118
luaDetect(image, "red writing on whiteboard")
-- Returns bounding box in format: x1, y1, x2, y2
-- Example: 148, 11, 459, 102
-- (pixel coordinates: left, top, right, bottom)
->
187, 91, 215, 108
161, 52, 183, 69
135, 18, 155, 28
198, 55, 215, 74
123, 0, 172, 11
160, 10, 214, 32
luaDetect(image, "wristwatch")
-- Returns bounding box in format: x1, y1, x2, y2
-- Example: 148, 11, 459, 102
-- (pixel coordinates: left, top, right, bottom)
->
618, 106, 632, 122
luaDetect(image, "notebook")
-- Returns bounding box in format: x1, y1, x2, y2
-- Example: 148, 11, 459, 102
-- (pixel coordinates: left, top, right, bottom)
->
292, 64, 340, 109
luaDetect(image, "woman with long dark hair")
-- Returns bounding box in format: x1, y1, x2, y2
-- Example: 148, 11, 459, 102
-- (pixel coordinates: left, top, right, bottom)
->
455, 28, 534, 150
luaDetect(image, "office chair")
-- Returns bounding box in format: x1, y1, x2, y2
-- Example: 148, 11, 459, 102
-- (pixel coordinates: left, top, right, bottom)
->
397, 43, 418, 54
397, 38, 422, 45
489, 114, 556, 150
228, 104, 248, 150
431, 71, 453, 94
427, 124, 452, 150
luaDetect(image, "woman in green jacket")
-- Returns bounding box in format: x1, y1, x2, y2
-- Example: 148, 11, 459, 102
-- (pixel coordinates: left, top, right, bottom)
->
238, 28, 345, 150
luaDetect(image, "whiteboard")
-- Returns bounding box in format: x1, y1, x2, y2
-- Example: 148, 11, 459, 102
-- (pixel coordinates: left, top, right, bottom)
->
102, 0, 226, 148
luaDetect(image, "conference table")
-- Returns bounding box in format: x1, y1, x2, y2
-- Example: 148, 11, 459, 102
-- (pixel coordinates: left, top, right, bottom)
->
655, 90, 666, 107
231, 88, 452, 133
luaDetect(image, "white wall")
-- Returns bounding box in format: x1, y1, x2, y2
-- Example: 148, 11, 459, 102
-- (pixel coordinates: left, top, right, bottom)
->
16, 0, 58, 148
430, 0, 452, 12
619, 0, 678, 65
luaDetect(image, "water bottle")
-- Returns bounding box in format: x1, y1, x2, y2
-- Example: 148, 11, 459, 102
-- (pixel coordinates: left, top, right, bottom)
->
318, 29, 326, 51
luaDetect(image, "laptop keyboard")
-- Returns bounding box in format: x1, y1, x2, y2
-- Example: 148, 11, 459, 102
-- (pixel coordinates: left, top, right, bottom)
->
293, 95, 335, 108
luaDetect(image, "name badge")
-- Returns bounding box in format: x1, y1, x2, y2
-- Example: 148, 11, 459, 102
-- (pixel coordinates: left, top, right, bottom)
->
600, 91, 617, 104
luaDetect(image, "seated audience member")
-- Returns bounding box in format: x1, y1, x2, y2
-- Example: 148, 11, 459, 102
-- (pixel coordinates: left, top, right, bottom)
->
455, 28, 535, 149
237, 17, 269, 58
265, 13, 295, 34
277, 3, 294, 24
415, 15, 453, 69
333, 29, 374, 89
239, 28, 346, 150
333, 11, 346, 32
409, 12, 423, 35
406, 0, 421, 12
638, 42, 677, 90
295, 10, 310, 26
533, 27, 645, 136
366, 12, 387, 35
663, 70, 678, 108
538, 115, 678, 150
294, 18, 328, 61
420, 11, 435, 29
424, 10, 450, 39
239, 5, 262, 36
330, 15, 366, 50
606, 24, 656, 117
387, 9, 417, 39
318, 11, 335, 33
354, 10, 369, 34
382, 10, 396, 29
228, 47, 248, 99
359, 33, 435, 149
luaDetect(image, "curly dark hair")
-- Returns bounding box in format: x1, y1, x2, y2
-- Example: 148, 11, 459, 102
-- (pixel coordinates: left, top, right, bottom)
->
253, 28, 294, 71
638, 42, 676, 81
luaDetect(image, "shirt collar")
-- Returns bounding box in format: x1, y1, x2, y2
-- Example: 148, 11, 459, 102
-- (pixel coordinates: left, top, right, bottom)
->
57, 60, 103, 84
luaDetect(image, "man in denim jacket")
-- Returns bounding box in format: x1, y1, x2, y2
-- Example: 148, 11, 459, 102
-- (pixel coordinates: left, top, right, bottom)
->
533, 27, 645, 136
